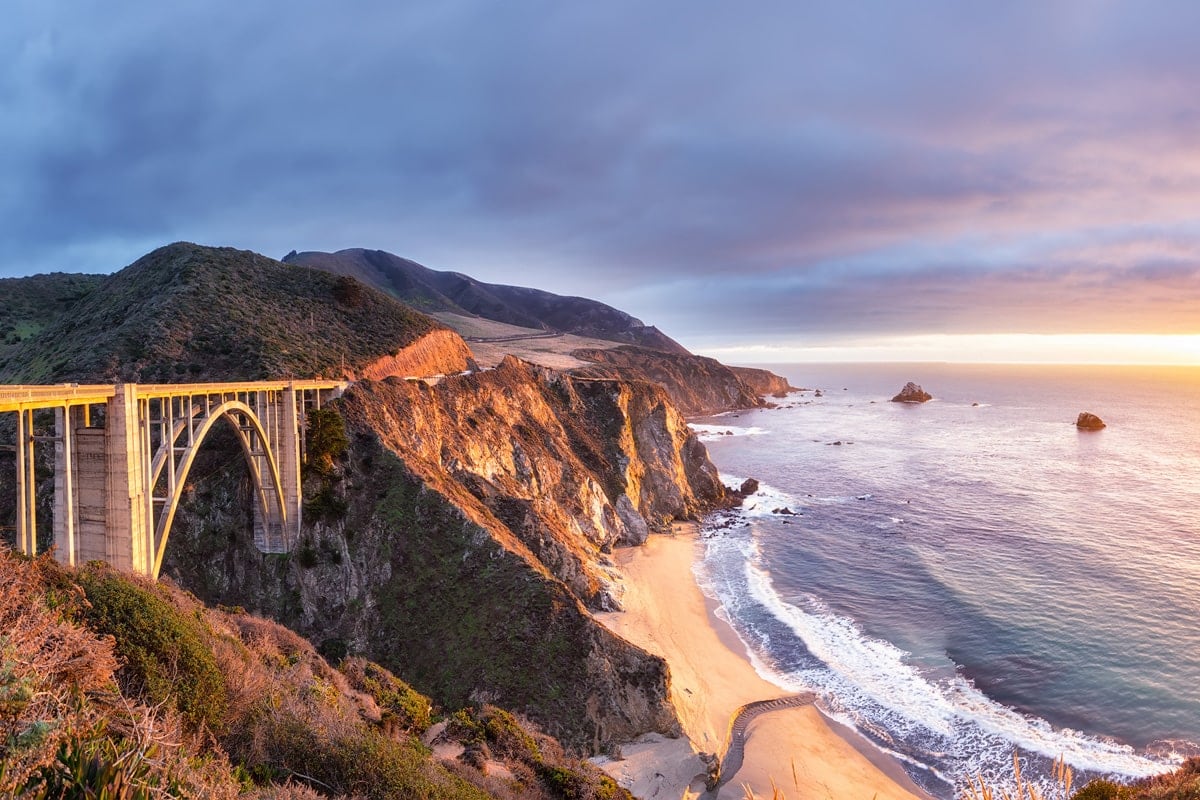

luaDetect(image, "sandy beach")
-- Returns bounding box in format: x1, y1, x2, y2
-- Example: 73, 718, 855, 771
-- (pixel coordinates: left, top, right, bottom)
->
594, 524, 930, 800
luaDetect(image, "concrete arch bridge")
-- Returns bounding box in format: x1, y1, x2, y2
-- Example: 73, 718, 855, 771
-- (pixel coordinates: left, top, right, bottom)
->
1, 380, 345, 579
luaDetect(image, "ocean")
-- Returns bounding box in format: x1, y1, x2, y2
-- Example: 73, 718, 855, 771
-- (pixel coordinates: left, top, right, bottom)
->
690, 363, 1200, 797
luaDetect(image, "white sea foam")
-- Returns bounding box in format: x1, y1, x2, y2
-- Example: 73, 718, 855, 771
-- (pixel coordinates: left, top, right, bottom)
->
714, 474, 803, 519
738, 558, 1175, 783
690, 423, 769, 442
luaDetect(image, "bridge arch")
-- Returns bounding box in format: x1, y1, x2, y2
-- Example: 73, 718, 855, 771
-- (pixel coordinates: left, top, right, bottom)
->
3, 379, 345, 578
151, 398, 287, 579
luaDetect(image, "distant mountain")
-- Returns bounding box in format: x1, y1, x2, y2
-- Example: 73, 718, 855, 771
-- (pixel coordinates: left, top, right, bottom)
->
0, 243, 447, 384
282, 248, 690, 354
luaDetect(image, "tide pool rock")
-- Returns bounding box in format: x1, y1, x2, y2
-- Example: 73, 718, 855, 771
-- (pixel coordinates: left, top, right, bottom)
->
891, 382, 932, 403
1076, 412, 1106, 430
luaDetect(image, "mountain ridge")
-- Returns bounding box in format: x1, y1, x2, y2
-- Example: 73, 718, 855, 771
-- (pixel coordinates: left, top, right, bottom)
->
283, 248, 690, 355
0, 243, 467, 384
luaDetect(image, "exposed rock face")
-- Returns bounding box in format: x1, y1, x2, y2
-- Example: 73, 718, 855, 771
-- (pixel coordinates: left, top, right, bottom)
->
727, 366, 795, 397
163, 356, 724, 752
1076, 412, 1106, 430
891, 382, 933, 403
571, 345, 774, 415
354, 328, 475, 380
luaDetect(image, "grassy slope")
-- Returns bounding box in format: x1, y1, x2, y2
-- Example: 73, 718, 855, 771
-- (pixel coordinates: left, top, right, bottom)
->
0, 242, 443, 384
0, 548, 630, 800
0, 273, 105, 365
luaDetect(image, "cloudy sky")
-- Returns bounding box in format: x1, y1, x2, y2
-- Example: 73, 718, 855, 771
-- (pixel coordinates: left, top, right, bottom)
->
5, 2, 1200, 362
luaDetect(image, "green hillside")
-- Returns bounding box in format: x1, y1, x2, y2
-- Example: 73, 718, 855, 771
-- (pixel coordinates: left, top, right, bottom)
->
0, 273, 105, 368
0, 243, 443, 384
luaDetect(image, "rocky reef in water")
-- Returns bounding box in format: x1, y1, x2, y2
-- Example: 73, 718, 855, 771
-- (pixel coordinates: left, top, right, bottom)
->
891, 381, 933, 403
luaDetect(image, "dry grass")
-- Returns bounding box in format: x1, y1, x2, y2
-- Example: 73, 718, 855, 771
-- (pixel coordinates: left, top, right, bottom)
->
740, 758, 802, 799
962, 754, 1074, 800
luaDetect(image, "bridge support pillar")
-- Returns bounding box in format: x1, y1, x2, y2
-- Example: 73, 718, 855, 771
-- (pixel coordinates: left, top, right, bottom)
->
53, 406, 77, 566
105, 384, 152, 576
280, 384, 303, 545
14, 409, 35, 557
251, 386, 302, 553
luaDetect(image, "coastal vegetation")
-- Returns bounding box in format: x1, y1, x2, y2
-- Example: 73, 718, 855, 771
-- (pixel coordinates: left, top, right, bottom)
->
0, 547, 628, 799
0, 272, 103, 363
0, 243, 444, 383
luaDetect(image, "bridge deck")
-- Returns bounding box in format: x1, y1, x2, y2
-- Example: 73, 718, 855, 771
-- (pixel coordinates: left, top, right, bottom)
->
0, 380, 346, 413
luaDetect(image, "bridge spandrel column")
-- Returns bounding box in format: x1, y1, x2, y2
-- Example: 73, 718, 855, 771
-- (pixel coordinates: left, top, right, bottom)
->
105, 384, 152, 575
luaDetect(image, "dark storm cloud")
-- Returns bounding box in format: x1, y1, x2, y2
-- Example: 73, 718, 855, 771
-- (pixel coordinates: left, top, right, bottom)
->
4, 1, 1200, 344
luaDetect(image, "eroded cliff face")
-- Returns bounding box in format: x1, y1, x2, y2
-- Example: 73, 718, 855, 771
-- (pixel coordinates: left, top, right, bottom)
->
728, 365, 796, 396
353, 328, 475, 381
571, 345, 768, 415
162, 357, 724, 752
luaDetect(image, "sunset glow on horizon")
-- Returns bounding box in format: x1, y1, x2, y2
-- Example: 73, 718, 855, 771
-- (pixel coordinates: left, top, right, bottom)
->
701, 333, 1200, 366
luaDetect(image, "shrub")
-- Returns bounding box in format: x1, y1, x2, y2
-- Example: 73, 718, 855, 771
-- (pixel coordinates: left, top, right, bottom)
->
305, 407, 348, 478
19, 728, 165, 800
252, 713, 491, 800
1071, 780, 1135, 800
303, 484, 348, 522
296, 542, 318, 569
75, 565, 227, 733
339, 657, 432, 735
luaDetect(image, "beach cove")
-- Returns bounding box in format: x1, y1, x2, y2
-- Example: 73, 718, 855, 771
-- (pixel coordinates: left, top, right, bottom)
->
593, 524, 930, 800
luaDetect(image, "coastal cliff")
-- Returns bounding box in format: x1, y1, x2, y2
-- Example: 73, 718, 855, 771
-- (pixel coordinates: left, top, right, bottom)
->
729, 365, 795, 396
353, 328, 475, 380
163, 356, 724, 751
0, 242, 729, 754
570, 345, 774, 415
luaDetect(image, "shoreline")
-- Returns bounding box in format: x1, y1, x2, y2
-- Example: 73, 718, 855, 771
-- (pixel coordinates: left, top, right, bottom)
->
593, 523, 932, 800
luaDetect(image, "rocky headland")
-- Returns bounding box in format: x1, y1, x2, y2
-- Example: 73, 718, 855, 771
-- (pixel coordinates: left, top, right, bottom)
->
569, 345, 780, 416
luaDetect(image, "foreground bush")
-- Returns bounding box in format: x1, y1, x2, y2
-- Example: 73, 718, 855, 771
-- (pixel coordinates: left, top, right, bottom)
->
74, 563, 228, 734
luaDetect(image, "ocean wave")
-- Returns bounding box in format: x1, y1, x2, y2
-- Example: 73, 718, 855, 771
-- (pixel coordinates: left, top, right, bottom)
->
713, 474, 803, 519
690, 423, 769, 442
737, 559, 1176, 786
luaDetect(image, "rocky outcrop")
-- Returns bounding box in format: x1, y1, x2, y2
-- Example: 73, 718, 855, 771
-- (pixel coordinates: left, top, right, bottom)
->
571, 345, 780, 415
891, 382, 932, 403
162, 356, 724, 752
728, 366, 795, 397
1076, 412, 1106, 430
354, 328, 475, 380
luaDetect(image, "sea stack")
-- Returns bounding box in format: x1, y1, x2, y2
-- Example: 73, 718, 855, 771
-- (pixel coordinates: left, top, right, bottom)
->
891, 382, 932, 403
1076, 412, 1106, 430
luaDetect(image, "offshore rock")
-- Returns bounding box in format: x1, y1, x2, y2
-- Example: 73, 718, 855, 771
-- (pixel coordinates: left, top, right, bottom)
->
1076, 411, 1106, 430
891, 382, 932, 403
